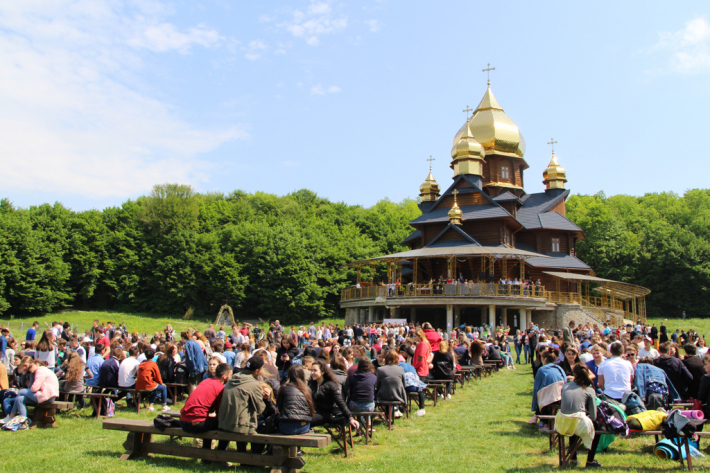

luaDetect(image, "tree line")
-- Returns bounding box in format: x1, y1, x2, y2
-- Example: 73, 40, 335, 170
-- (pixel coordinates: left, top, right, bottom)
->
0, 185, 419, 321
0, 185, 708, 320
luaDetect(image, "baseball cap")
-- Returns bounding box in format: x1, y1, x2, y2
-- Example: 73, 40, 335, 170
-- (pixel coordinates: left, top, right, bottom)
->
242, 356, 264, 374
225, 341, 233, 348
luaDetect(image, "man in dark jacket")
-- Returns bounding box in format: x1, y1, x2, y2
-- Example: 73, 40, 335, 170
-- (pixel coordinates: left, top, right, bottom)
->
683, 344, 706, 399
654, 342, 693, 399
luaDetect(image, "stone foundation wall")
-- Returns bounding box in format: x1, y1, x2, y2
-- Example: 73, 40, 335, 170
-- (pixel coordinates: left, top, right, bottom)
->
531, 304, 608, 331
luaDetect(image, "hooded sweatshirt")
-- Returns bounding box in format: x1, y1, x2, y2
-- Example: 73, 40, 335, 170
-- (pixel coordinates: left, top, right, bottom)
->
423, 328, 441, 352
218, 372, 265, 434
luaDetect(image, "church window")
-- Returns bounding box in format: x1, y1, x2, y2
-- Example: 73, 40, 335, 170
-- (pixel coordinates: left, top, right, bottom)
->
551, 238, 560, 253
501, 166, 510, 180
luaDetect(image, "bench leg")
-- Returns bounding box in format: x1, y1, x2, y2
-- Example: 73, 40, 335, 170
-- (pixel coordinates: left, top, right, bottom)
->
120, 432, 150, 460
34, 407, 58, 428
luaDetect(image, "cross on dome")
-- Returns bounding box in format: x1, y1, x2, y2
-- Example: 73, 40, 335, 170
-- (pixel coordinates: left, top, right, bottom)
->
462, 105, 473, 120
547, 138, 558, 155
482, 63, 495, 86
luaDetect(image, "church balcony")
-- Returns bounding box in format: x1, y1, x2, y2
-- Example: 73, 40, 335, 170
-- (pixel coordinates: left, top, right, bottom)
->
341, 283, 547, 302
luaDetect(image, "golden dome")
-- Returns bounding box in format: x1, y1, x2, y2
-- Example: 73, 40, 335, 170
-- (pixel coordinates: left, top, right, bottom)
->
542, 152, 567, 190
454, 87, 525, 159
451, 124, 485, 160
419, 170, 440, 202
448, 191, 463, 225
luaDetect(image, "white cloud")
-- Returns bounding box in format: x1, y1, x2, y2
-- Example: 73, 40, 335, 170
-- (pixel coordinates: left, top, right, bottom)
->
364, 19, 380, 32
278, 1, 348, 46
245, 39, 267, 61
0, 1, 245, 199
652, 18, 710, 73
311, 84, 341, 95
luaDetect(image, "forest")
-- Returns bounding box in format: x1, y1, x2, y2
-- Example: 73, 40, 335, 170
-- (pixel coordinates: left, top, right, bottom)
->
0, 184, 708, 320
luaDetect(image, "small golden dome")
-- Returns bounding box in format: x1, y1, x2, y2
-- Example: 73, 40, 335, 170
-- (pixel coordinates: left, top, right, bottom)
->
448, 191, 463, 225
450, 124, 485, 160
454, 87, 525, 158
419, 170, 440, 202
542, 152, 567, 190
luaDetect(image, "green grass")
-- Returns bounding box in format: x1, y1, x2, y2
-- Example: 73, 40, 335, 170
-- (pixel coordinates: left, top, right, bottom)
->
0, 310, 347, 340
647, 317, 710, 340
2, 361, 708, 472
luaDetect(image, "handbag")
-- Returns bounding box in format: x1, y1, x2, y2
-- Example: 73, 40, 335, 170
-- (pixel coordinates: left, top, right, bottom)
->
256, 414, 279, 434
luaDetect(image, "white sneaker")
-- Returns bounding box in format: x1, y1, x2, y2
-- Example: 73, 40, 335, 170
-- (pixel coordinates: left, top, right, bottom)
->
147, 406, 155, 412
162, 405, 170, 411
446, 394, 452, 400
416, 409, 426, 417
0, 415, 11, 424
394, 410, 403, 418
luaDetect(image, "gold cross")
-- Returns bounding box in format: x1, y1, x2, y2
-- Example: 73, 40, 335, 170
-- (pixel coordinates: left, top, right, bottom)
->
427, 155, 435, 171
452, 188, 459, 202
463, 105, 473, 120
547, 138, 558, 154
482, 63, 495, 86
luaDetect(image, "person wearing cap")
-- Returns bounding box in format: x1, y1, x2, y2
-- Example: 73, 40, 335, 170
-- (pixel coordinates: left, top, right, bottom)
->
638, 337, 659, 360
223, 341, 236, 367
218, 356, 271, 453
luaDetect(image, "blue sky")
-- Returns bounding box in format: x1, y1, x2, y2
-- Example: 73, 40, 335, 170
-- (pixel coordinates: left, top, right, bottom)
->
1, 1, 709, 211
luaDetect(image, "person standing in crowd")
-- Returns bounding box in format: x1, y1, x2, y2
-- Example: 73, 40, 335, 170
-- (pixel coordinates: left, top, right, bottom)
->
182, 331, 208, 395
683, 344, 705, 400
26, 322, 39, 343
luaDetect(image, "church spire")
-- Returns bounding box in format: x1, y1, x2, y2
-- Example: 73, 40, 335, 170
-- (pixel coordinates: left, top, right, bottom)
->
542, 139, 567, 191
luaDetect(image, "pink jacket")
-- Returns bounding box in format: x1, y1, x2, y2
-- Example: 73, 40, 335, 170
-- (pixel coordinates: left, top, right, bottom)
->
31, 366, 60, 403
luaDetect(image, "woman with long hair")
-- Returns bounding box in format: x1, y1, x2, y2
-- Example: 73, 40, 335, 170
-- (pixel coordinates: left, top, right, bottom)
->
158, 343, 177, 384
62, 351, 86, 409
558, 363, 601, 468
276, 336, 300, 378
36, 330, 57, 369
308, 360, 359, 430
558, 346, 581, 378
277, 365, 315, 435
469, 339, 486, 367
412, 328, 432, 380
2, 359, 59, 423
431, 340, 455, 398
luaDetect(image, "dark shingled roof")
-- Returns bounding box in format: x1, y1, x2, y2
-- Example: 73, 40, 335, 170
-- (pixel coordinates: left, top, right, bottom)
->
402, 229, 421, 244
516, 189, 573, 230
427, 224, 481, 247
537, 211, 582, 231
526, 253, 591, 270
492, 191, 522, 204
410, 204, 510, 225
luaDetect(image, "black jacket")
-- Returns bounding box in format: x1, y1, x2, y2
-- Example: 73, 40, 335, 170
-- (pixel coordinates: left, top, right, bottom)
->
159, 357, 176, 383
276, 346, 300, 372
277, 384, 313, 423
431, 351, 455, 380
683, 356, 706, 399
309, 379, 352, 420
654, 355, 693, 398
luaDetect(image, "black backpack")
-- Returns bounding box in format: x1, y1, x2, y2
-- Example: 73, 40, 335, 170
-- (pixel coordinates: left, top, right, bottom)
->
174, 362, 188, 385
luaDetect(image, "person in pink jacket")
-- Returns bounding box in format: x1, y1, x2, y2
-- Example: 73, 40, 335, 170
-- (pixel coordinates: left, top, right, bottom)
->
422, 323, 442, 352
2, 359, 59, 422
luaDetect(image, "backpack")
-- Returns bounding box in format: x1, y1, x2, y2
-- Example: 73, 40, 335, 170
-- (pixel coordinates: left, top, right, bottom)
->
597, 401, 629, 435
105, 398, 115, 418
1, 416, 31, 431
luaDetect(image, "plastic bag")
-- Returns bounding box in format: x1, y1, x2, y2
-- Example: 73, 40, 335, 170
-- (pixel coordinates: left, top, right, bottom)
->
1, 416, 31, 431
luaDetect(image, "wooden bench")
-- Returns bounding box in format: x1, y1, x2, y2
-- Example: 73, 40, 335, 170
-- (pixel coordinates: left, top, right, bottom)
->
25, 400, 74, 428
351, 411, 379, 444
115, 388, 153, 413
103, 418, 330, 473
164, 383, 188, 403
63, 391, 118, 418
375, 401, 408, 430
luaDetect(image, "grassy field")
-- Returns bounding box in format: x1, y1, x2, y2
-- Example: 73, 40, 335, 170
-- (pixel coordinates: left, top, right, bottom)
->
0, 310, 346, 339
1, 359, 709, 472
647, 317, 710, 340
3, 311, 710, 472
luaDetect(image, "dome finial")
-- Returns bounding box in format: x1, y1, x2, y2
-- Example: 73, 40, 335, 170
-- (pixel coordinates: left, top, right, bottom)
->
482, 63, 495, 87
448, 189, 463, 225
420, 156, 440, 202
547, 138, 558, 154
462, 105, 473, 121
543, 140, 567, 191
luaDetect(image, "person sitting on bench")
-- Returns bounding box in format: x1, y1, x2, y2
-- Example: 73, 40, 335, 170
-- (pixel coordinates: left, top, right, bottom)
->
277, 365, 315, 436
2, 359, 58, 423
557, 364, 602, 468
136, 348, 169, 412
597, 341, 634, 402
218, 356, 272, 455
180, 362, 233, 465
60, 352, 86, 409
431, 340, 455, 399
308, 360, 359, 431
376, 350, 407, 417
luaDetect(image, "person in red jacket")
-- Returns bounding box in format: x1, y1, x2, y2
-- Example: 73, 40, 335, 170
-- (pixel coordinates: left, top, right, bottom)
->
136, 348, 168, 411
422, 322, 442, 352
181, 362, 233, 462
412, 328, 433, 380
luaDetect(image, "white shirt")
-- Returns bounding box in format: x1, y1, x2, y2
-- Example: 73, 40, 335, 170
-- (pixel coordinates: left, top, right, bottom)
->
118, 357, 140, 388
698, 347, 709, 358
579, 353, 593, 363
37, 348, 56, 369
597, 356, 634, 399
638, 348, 659, 359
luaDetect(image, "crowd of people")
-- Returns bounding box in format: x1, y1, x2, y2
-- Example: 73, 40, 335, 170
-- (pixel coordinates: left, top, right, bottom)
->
528, 319, 710, 469
0, 317, 513, 463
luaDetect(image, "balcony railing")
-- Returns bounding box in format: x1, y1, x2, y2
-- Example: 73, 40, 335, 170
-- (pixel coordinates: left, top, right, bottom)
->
341, 283, 547, 301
